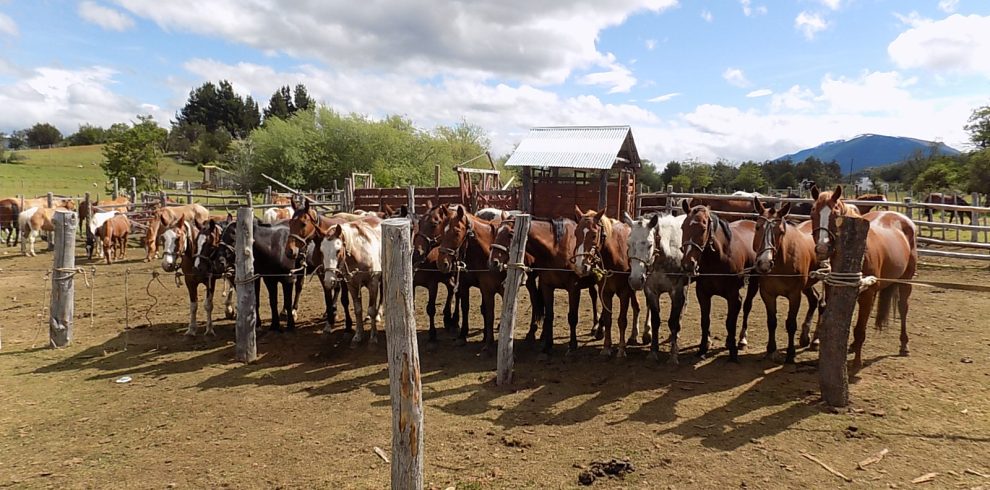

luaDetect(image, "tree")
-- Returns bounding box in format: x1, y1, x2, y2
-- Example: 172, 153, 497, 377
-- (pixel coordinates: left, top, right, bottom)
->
101, 116, 168, 192
293, 84, 314, 112
732, 162, 767, 191
964, 104, 990, 149
67, 124, 107, 146
710, 161, 739, 192
660, 161, 682, 187
7, 129, 27, 150
670, 174, 692, 192
26, 123, 63, 147
638, 160, 663, 191
263, 86, 296, 121
967, 150, 990, 195
682, 162, 713, 190
912, 160, 962, 193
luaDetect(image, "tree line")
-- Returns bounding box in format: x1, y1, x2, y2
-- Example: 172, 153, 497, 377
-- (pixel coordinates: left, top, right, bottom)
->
638, 156, 843, 194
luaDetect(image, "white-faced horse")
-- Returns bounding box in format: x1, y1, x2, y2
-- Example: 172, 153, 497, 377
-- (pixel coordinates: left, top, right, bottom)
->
160, 216, 220, 336
318, 220, 383, 347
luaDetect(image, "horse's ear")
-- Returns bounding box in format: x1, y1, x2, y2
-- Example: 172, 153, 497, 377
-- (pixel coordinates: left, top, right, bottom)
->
752, 195, 765, 214
455, 205, 465, 219
811, 185, 820, 200
648, 213, 660, 229
596, 208, 607, 221
426, 199, 434, 210
832, 184, 843, 200
176, 215, 186, 228
681, 199, 691, 214
399, 205, 409, 218
302, 199, 310, 213
622, 211, 634, 226
780, 202, 792, 217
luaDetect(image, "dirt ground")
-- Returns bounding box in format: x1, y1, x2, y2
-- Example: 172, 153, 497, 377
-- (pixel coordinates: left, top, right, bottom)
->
1, 240, 989, 489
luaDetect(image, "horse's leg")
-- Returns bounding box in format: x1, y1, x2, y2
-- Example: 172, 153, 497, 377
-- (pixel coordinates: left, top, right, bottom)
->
442, 281, 458, 332
290, 275, 303, 324
739, 277, 760, 349
850, 288, 878, 371
281, 278, 295, 331
185, 282, 199, 336
526, 274, 544, 340
667, 286, 687, 365
589, 287, 603, 340
350, 284, 365, 347
540, 285, 556, 359
224, 277, 236, 320
340, 283, 354, 333
425, 282, 439, 345
204, 278, 216, 336
565, 287, 580, 355
480, 289, 495, 354
897, 283, 912, 356
368, 278, 383, 346
627, 291, 642, 346
645, 288, 662, 362
761, 289, 778, 359
697, 290, 712, 358
265, 277, 281, 332
253, 277, 262, 331
457, 288, 470, 345
725, 291, 742, 362
600, 288, 614, 357
799, 286, 820, 348
784, 292, 801, 364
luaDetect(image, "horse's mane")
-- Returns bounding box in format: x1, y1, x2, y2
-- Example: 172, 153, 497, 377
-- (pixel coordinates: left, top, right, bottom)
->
818, 190, 862, 217
599, 215, 613, 238
712, 212, 732, 243
655, 214, 685, 260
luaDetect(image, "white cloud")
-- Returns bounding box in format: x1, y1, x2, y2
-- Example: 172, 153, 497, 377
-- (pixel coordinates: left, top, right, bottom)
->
819, 0, 841, 10
648, 92, 681, 102
746, 89, 772, 98
894, 11, 930, 28
577, 54, 637, 93
722, 67, 750, 87
112, 0, 677, 85
78, 1, 135, 31
795, 11, 828, 39
770, 85, 816, 112
739, 0, 767, 17
0, 66, 170, 133
888, 14, 990, 77
0, 12, 18, 37
700, 9, 713, 22
938, 0, 959, 13
645, 39, 657, 50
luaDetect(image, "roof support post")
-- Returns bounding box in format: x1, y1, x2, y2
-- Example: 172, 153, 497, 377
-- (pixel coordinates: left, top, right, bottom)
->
598, 170, 609, 214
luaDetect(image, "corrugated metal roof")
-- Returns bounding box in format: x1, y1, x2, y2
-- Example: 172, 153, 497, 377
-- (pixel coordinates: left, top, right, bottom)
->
505, 126, 638, 169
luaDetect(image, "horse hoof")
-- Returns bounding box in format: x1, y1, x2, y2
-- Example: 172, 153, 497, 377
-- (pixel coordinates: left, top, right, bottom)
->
524, 333, 536, 342
537, 352, 550, 362
799, 336, 811, 348
600, 347, 613, 358
647, 351, 660, 362
667, 354, 679, 366
899, 347, 909, 357
593, 330, 604, 341
616, 348, 627, 359
809, 340, 820, 352
184, 329, 196, 337
738, 338, 748, 350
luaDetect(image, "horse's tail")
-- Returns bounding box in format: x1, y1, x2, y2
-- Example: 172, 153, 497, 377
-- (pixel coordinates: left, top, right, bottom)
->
875, 284, 898, 331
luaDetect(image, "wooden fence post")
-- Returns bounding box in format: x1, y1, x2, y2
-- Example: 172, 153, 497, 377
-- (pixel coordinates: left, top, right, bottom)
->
19, 195, 26, 255
265, 186, 272, 205
972, 192, 980, 243
50, 210, 77, 348
113, 178, 119, 200
381, 217, 424, 489
496, 214, 531, 386
666, 185, 674, 215
46, 192, 55, 251
434, 164, 441, 188
130, 177, 137, 204
185, 181, 192, 204
235, 206, 257, 363
159, 190, 167, 208
407, 185, 416, 218
818, 215, 871, 407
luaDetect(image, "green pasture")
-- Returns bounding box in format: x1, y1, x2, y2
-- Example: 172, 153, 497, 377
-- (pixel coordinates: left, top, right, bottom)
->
0, 145, 202, 199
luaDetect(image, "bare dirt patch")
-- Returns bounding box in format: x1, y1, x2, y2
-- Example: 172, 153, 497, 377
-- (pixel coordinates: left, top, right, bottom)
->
1, 245, 989, 489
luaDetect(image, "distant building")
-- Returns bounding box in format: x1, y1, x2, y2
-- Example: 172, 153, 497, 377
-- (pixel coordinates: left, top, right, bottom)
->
854, 176, 888, 194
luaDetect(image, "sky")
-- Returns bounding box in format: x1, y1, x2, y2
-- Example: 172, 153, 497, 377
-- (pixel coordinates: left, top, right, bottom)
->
1, 0, 989, 166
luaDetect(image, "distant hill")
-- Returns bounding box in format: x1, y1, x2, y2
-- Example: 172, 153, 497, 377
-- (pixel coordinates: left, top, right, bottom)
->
775, 134, 961, 174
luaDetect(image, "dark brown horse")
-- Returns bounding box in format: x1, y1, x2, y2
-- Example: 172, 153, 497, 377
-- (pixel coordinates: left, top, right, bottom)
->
572, 207, 641, 358
811, 185, 917, 370
854, 194, 888, 215
0, 198, 20, 246
411, 203, 464, 345
680, 201, 761, 361
922, 192, 972, 224
751, 197, 821, 363
99, 214, 131, 265
488, 216, 599, 358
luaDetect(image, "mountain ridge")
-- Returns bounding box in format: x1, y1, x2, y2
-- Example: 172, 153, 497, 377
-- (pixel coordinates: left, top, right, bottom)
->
775, 134, 961, 174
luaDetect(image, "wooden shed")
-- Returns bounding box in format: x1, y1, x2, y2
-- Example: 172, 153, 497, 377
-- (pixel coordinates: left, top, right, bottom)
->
505, 126, 641, 219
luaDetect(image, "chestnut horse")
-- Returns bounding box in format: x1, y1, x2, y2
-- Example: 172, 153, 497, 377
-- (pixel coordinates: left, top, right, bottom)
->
751, 197, 821, 363
18, 207, 61, 257
159, 216, 220, 336
144, 204, 210, 261
572, 207, 642, 358
411, 203, 465, 345
488, 216, 599, 358
99, 214, 131, 264
680, 201, 761, 362
810, 185, 917, 369
854, 194, 888, 215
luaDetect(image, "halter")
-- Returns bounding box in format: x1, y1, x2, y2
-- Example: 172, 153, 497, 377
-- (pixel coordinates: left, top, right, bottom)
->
571, 218, 609, 279
681, 214, 717, 255
756, 215, 782, 259
162, 221, 194, 268
812, 203, 840, 255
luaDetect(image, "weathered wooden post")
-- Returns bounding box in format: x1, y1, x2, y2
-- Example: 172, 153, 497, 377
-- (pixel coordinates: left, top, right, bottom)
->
235, 206, 257, 363
666, 185, 675, 215
407, 185, 416, 218
265, 185, 272, 205
47, 192, 54, 208
434, 164, 441, 188
344, 177, 354, 212
19, 194, 26, 254
496, 214, 531, 386
381, 217, 424, 489
112, 178, 119, 200
598, 170, 609, 212
818, 215, 870, 407
82, 192, 91, 232
972, 192, 980, 243
46, 192, 55, 251
50, 210, 77, 348
130, 177, 137, 204
159, 190, 167, 209
245, 190, 252, 208
520, 167, 532, 214
185, 181, 192, 204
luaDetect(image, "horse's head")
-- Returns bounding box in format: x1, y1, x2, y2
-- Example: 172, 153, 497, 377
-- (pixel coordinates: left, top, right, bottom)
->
286, 200, 319, 262
160, 215, 190, 273
572, 206, 608, 277
624, 212, 660, 290
488, 218, 515, 273
680, 201, 716, 277
752, 197, 790, 274
437, 205, 471, 274
810, 184, 849, 261
194, 218, 228, 277
318, 224, 347, 285
412, 201, 445, 266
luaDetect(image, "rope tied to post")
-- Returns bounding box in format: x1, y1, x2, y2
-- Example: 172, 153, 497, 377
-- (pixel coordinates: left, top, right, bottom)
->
809, 261, 878, 291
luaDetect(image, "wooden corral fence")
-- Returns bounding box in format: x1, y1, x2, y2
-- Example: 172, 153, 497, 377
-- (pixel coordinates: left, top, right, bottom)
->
637, 187, 990, 261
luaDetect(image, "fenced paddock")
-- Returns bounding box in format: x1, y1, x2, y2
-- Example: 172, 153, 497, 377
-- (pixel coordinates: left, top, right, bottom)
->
1, 202, 989, 487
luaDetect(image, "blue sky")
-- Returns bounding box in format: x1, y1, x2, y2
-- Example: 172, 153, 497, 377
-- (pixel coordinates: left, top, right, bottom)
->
1, 1, 989, 165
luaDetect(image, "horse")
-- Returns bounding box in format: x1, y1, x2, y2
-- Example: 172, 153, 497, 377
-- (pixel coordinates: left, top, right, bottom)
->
261, 206, 292, 224
854, 194, 888, 215
680, 201, 761, 361
144, 204, 210, 261
410, 203, 466, 345
811, 185, 917, 369
623, 211, 690, 364
158, 215, 221, 336
99, 214, 131, 264
218, 220, 303, 333
572, 206, 642, 358
192, 217, 238, 322
488, 216, 600, 358
750, 197, 821, 363
689, 196, 767, 222
86, 210, 119, 260
18, 207, 63, 257
318, 220, 383, 347
81, 196, 130, 229
21, 197, 76, 211
436, 205, 513, 352
0, 198, 20, 246
922, 193, 972, 224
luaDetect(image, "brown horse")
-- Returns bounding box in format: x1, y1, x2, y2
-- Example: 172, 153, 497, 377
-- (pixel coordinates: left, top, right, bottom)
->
18, 207, 63, 257
144, 204, 209, 261
811, 185, 917, 369
680, 201, 761, 361
0, 198, 20, 246
159, 215, 220, 336
411, 203, 464, 345
854, 194, 888, 215
99, 214, 131, 264
572, 207, 641, 358
751, 197, 821, 363
922, 192, 972, 224
489, 216, 600, 358
21, 197, 76, 211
